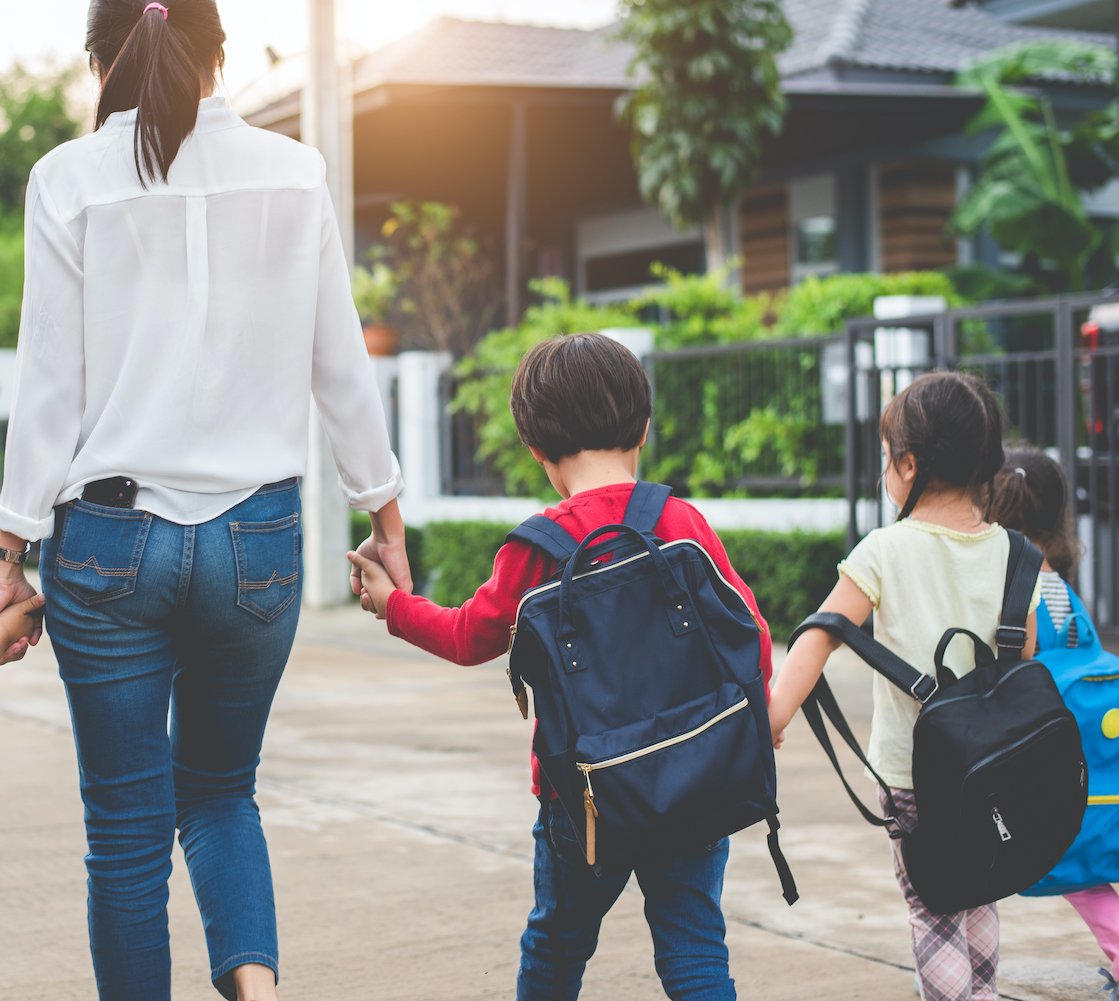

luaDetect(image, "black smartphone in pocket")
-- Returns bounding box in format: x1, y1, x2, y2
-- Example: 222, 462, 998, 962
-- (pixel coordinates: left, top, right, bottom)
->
82, 477, 139, 509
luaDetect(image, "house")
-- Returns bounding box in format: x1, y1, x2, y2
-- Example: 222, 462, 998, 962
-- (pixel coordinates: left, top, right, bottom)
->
969, 0, 1115, 31
240, 0, 1115, 323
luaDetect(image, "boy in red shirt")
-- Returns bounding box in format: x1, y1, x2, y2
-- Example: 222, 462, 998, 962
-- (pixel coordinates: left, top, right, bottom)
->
350, 332, 771, 1001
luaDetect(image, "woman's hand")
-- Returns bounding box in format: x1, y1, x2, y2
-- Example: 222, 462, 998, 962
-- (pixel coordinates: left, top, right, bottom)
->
350, 499, 412, 597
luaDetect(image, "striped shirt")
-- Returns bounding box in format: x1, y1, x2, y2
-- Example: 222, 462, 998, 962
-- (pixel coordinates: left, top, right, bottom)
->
1039, 570, 1078, 647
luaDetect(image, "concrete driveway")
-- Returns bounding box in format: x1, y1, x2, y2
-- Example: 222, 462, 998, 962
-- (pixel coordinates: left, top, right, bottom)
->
0, 602, 1104, 1000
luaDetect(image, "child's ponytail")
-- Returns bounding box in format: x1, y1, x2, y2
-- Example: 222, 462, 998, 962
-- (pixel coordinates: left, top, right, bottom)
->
989, 446, 1080, 577
89, 1, 226, 186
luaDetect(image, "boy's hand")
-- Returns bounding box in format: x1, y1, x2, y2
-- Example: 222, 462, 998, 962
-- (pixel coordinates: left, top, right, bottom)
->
347, 550, 397, 620
0, 592, 46, 665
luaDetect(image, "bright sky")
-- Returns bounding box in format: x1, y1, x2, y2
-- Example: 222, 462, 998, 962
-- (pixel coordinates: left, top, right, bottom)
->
5, 0, 618, 100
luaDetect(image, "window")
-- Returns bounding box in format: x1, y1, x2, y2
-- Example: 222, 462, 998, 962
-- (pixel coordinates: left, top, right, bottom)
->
789, 175, 838, 283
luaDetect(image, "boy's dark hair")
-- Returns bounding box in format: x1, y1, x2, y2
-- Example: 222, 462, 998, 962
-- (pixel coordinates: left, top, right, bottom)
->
880, 370, 1005, 520
510, 333, 652, 462
988, 446, 1079, 578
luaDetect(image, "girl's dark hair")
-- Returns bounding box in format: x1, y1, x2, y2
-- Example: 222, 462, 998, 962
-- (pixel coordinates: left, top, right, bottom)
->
88, 0, 226, 184
510, 333, 652, 462
880, 370, 1005, 520
988, 446, 1079, 577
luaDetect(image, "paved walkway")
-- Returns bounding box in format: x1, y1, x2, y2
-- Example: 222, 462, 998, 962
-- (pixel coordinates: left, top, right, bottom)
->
0, 601, 1105, 1000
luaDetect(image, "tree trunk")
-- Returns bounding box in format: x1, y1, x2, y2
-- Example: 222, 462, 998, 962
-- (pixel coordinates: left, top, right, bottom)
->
703, 202, 740, 288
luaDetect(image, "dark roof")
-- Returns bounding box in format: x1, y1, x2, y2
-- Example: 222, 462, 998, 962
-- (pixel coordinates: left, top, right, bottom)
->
239, 1, 1113, 126
786, 0, 1114, 79
349, 19, 630, 92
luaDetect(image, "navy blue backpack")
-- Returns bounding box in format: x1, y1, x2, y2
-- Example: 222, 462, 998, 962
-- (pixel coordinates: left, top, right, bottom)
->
505, 482, 797, 904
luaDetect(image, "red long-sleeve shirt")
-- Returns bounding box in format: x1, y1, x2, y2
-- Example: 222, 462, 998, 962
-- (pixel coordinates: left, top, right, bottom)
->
386, 481, 772, 794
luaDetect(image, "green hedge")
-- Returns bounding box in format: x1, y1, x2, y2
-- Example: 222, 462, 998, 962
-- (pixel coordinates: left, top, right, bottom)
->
354, 513, 844, 640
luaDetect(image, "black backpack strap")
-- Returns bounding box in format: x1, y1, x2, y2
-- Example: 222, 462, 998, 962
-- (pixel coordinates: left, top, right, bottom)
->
788, 612, 922, 835
800, 676, 902, 835
789, 612, 938, 704
765, 815, 800, 906
506, 515, 579, 564
622, 481, 672, 534
996, 529, 1043, 662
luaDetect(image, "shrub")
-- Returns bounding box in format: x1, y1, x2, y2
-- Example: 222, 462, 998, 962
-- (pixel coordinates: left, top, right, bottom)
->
422, 521, 512, 607
775, 271, 963, 336
720, 529, 847, 641
638, 262, 781, 347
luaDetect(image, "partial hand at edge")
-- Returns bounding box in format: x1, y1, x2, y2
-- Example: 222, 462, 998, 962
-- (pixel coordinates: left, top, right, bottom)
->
0, 571, 42, 664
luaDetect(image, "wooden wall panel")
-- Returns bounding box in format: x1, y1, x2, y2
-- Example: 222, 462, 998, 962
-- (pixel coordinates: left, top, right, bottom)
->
878, 162, 958, 273
739, 185, 790, 294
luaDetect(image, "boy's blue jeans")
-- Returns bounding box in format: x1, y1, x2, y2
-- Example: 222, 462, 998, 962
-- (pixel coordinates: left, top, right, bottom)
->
516, 800, 736, 1001
40, 480, 302, 1001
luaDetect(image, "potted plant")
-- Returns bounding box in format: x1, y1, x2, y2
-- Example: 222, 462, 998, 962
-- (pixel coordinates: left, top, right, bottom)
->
351, 261, 399, 356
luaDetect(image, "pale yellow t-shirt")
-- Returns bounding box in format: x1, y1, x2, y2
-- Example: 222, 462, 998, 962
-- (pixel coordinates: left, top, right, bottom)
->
838, 520, 1041, 789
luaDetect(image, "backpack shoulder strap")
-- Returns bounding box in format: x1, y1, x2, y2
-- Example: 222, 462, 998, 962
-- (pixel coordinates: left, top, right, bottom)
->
789, 612, 938, 703
622, 481, 672, 534
997, 529, 1044, 662
506, 515, 578, 564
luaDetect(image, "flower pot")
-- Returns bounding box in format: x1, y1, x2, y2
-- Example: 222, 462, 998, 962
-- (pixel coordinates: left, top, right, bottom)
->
362, 323, 398, 357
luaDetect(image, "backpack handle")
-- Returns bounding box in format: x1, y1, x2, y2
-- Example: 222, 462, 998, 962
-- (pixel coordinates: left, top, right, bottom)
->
1059, 611, 1099, 650
557, 523, 694, 671
933, 627, 996, 688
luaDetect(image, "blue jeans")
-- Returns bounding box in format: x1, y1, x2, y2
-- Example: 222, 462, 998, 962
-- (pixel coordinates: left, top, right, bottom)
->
40, 480, 302, 1001
516, 801, 736, 1001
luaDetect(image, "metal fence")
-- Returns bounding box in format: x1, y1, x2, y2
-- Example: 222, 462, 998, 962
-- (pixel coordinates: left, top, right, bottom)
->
642, 335, 848, 497
436, 289, 1119, 633
437, 369, 505, 496
843, 291, 1119, 635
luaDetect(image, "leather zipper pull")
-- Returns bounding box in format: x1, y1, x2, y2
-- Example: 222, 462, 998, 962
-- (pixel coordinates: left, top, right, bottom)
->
584, 787, 598, 866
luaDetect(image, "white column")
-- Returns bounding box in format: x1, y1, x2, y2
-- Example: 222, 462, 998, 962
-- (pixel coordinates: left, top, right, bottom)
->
397, 351, 453, 509
302, 0, 355, 607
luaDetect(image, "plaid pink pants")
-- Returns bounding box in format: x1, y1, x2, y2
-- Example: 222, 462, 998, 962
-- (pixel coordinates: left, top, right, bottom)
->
881, 788, 1000, 1001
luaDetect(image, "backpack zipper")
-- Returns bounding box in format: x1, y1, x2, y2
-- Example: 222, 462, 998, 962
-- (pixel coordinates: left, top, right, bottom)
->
992, 807, 1012, 842
574, 695, 750, 864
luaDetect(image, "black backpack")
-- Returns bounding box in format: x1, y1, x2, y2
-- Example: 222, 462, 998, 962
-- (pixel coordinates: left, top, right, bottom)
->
788, 530, 1087, 914
506, 482, 798, 905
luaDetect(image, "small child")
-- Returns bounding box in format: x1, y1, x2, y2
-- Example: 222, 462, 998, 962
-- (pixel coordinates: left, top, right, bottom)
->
767, 370, 1039, 1001
988, 446, 1119, 1001
350, 332, 771, 1001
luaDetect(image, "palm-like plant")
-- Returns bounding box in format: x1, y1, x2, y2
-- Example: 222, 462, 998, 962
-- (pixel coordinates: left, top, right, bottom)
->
953, 40, 1118, 292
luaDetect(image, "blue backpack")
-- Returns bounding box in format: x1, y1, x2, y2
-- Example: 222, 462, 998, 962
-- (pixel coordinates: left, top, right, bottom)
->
505, 482, 797, 905
1021, 584, 1119, 896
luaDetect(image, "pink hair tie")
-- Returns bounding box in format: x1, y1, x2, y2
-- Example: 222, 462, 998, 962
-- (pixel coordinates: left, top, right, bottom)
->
143, 2, 169, 20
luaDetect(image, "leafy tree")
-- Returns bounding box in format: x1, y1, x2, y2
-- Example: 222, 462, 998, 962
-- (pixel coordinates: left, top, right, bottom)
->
0, 65, 83, 348
616, 0, 792, 273
0, 64, 83, 210
953, 40, 1118, 292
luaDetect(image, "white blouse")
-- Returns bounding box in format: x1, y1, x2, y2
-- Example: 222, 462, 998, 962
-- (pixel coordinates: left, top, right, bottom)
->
0, 97, 403, 541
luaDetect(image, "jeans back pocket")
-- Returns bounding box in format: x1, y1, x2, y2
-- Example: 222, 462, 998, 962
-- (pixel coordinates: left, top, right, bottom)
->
230, 513, 301, 623
55, 502, 153, 606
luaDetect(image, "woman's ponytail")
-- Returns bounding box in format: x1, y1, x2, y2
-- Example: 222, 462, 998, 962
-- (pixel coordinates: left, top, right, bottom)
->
88, 1, 226, 185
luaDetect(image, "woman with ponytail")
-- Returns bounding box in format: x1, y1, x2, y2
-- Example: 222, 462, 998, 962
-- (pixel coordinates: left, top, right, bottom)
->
0, 2, 410, 999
